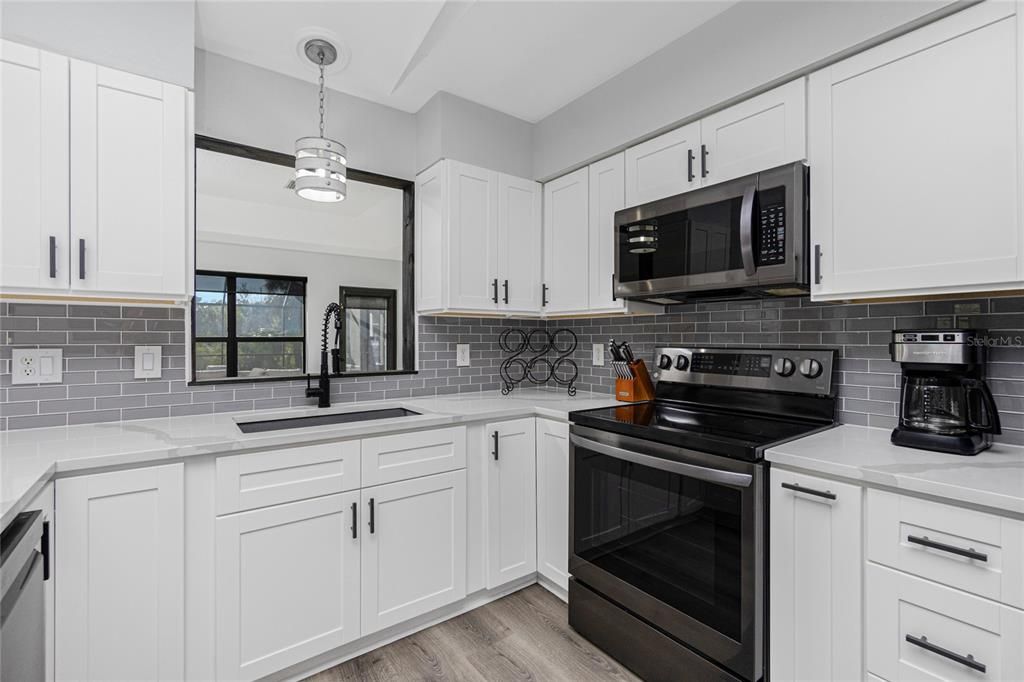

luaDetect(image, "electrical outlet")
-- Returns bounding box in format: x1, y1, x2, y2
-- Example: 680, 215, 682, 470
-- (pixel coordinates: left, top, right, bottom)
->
456, 344, 471, 367
12, 349, 63, 385
592, 343, 605, 366
134, 346, 162, 379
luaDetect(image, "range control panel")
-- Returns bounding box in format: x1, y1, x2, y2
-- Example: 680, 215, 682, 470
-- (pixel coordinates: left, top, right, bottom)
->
652, 346, 835, 396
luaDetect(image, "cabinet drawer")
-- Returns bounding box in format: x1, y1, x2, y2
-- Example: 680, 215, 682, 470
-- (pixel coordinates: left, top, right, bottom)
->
866, 564, 1024, 681
361, 426, 467, 486
216, 441, 361, 515
867, 489, 1023, 608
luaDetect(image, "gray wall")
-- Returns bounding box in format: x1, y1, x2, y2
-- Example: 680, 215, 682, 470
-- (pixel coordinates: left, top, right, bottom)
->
416, 92, 535, 177
531, 0, 957, 180
195, 50, 419, 180
1, 1, 195, 88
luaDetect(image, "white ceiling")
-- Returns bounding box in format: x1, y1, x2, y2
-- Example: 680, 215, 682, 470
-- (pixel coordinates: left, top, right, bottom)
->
195, 0, 734, 123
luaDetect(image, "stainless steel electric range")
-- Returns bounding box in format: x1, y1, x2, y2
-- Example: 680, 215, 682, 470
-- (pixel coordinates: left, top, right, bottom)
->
568, 346, 838, 682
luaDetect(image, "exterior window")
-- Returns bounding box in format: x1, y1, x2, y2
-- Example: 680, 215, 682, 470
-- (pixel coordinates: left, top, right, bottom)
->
340, 286, 396, 372
194, 271, 306, 381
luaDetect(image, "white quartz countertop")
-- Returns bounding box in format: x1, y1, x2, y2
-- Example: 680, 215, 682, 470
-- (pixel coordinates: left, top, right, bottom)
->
0, 389, 617, 528
766, 425, 1024, 516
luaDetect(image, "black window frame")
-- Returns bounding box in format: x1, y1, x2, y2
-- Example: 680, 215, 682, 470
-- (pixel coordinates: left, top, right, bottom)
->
193, 269, 308, 380
190, 135, 417, 385
339, 286, 398, 372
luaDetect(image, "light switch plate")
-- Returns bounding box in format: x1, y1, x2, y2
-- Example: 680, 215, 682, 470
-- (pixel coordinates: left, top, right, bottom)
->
592, 343, 605, 366
12, 348, 63, 385
456, 344, 471, 367
134, 346, 162, 379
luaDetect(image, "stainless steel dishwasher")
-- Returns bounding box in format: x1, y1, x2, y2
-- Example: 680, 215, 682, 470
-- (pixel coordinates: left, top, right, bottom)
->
1, 509, 47, 681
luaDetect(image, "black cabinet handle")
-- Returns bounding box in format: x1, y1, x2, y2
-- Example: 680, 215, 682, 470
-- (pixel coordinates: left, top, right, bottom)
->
503, 279, 509, 304
368, 498, 375, 534
611, 273, 617, 302
48, 236, 57, 279
542, 284, 548, 307
350, 502, 357, 539
907, 535, 988, 562
491, 278, 498, 304
905, 634, 986, 673
78, 238, 86, 280
42, 520, 50, 581
687, 149, 695, 182
781, 481, 836, 500
700, 144, 709, 178
814, 244, 823, 285
492, 431, 500, 460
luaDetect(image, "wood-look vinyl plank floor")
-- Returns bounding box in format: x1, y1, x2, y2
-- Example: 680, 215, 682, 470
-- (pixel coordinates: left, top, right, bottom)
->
306, 585, 641, 682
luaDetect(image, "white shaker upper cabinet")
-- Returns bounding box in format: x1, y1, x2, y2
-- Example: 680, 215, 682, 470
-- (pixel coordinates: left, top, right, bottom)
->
415, 160, 446, 313
498, 174, 543, 314
700, 79, 806, 186
588, 153, 627, 314
70, 61, 188, 297
809, 2, 1021, 301
543, 167, 590, 314
624, 121, 700, 206
446, 160, 500, 312
0, 41, 69, 292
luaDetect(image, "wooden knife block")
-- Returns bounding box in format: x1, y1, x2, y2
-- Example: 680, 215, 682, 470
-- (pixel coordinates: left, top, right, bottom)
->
615, 360, 656, 402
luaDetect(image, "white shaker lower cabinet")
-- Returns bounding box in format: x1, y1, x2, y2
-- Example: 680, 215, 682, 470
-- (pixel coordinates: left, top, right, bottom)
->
360, 470, 467, 634
484, 418, 537, 588
769, 469, 862, 682
809, 1, 1021, 300
866, 564, 1024, 681
535, 419, 570, 593
56, 465, 184, 682
215, 493, 361, 682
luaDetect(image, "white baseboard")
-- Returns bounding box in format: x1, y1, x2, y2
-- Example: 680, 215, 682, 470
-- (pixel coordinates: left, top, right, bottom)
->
536, 573, 568, 603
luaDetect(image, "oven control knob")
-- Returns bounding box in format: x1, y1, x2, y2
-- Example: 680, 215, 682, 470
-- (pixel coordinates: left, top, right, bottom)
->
658, 354, 673, 370
799, 358, 823, 379
773, 358, 795, 377
674, 355, 689, 371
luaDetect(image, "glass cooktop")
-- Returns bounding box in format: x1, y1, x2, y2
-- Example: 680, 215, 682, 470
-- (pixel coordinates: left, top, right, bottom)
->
569, 401, 831, 461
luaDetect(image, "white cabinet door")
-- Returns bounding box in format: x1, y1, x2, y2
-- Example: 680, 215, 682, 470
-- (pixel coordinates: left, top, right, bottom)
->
543, 167, 590, 314
484, 418, 537, 588
215, 493, 360, 681
624, 121, 700, 206
536, 419, 570, 594
809, 2, 1020, 300
361, 470, 467, 634
0, 41, 69, 292
56, 465, 184, 682
588, 153, 626, 313
498, 174, 543, 314
700, 79, 806, 186
770, 469, 862, 682
70, 61, 188, 297
867, 564, 1024, 681
447, 160, 499, 312
415, 160, 446, 313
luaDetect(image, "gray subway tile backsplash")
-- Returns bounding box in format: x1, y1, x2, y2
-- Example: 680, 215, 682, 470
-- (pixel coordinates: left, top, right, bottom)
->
3, 296, 1024, 443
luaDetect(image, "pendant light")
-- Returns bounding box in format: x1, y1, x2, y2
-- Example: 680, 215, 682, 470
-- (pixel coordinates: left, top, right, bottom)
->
294, 39, 346, 202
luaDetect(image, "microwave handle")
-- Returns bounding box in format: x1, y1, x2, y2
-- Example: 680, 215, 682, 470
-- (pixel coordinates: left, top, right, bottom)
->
570, 434, 753, 488
739, 183, 757, 277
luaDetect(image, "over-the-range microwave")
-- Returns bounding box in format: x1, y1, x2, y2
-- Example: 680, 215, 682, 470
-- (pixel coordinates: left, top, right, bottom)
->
614, 161, 810, 303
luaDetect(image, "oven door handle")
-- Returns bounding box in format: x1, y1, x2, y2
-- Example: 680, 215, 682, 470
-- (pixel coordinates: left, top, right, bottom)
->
570, 434, 753, 488
739, 183, 757, 277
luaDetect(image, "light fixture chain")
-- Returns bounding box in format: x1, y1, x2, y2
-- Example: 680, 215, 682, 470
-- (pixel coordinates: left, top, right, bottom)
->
317, 52, 326, 138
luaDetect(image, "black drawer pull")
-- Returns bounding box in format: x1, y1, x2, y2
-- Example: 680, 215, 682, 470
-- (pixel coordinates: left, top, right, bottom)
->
350, 502, 357, 539
906, 634, 986, 673
781, 481, 836, 500
907, 535, 988, 562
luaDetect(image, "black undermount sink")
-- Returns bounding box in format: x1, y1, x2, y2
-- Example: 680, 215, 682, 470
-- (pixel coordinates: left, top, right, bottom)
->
237, 407, 421, 433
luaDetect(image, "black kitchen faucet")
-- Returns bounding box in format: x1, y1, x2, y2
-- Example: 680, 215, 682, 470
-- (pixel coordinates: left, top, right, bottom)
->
305, 302, 342, 408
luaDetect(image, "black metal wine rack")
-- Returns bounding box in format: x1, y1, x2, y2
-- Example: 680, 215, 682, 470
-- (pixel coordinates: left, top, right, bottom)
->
499, 328, 578, 396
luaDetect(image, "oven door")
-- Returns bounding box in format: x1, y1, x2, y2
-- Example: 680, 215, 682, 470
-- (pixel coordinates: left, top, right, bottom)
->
569, 425, 764, 681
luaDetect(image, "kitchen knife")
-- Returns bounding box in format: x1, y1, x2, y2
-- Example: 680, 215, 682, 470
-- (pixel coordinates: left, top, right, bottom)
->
622, 342, 635, 363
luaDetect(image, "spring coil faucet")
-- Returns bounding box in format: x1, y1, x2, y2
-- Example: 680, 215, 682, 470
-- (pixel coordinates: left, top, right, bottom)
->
305, 302, 342, 408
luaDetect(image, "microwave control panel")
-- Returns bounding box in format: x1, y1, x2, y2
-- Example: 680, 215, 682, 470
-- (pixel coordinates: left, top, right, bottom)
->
757, 202, 786, 265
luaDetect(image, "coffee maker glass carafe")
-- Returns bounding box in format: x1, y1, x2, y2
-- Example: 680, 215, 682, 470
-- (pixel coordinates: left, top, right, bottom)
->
900, 372, 999, 435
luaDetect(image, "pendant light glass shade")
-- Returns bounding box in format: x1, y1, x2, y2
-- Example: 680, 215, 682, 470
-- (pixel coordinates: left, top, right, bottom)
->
294, 136, 347, 202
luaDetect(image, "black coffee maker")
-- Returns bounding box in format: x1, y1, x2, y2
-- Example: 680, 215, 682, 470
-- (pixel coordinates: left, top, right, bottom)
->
890, 330, 1001, 455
